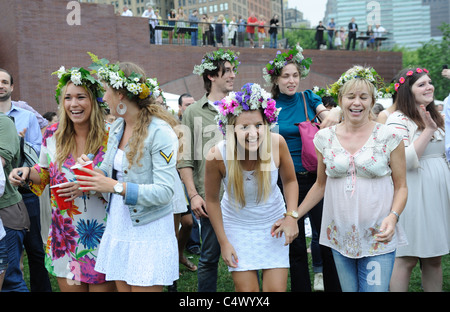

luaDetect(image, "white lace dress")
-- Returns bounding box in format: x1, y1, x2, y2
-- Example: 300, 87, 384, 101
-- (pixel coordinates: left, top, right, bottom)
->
218, 141, 289, 272
94, 149, 179, 286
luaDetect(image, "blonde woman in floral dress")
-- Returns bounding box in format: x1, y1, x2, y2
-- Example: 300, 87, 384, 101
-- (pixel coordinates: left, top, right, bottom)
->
273, 66, 408, 292
9, 67, 114, 292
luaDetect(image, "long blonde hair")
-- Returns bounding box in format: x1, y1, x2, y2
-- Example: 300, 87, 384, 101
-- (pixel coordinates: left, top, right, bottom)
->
54, 83, 106, 169
225, 111, 272, 209
117, 62, 178, 169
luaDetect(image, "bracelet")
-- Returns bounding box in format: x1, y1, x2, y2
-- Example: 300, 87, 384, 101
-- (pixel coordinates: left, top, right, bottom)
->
390, 211, 400, 222
190, 193, 200, 200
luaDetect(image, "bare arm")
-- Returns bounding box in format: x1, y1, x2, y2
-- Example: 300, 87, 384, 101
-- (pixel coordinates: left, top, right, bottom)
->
271, 134, 299, 245
204, 146, 238, 268
179, 166, 208, 219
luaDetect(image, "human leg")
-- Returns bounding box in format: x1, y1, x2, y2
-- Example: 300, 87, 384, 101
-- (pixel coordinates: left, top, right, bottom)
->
262, 268, 288, 292
332, 250, 395, 292
197, 217, 220, 292
331, 249, 358, 292
22, 192, 52, 292
390, 256, 418, 291
2, 227, 28, 292
0, 235, 7, 291
421, 256, 443, 292
231, 270, 260, 292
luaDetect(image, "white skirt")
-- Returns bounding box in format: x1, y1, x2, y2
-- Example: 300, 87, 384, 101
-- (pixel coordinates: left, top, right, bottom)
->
95, 194, 179, 286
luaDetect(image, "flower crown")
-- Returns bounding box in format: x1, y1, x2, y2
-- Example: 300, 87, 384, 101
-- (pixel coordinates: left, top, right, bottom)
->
193, 49, 240, 76
87, 52, 163, 101
52, 66, 106, 107
262, 44, 312, 85
214, 83, 281, 135
385, 68, 430, 95
326, 66, 393, 102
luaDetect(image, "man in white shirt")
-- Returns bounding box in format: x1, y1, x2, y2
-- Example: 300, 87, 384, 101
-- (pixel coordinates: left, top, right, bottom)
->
374, 24, 386, 51
121, 6, 133, 17
142, 5, 157, 44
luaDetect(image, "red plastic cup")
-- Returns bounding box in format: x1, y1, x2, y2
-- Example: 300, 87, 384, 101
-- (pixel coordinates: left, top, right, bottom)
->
71, 161, 94, 190
50, 182, 73, 210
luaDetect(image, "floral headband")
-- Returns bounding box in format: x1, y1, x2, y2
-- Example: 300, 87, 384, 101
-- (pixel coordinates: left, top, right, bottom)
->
387, 68, 430, 94
326, 66, 393, 102
214, 83, 281, 135
52, 66, 106, 107
87, 52, 163, 101
262, 44, 312, 85
193, 49, 240, 76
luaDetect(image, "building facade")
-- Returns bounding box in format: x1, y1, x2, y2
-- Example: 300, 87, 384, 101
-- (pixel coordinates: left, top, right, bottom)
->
323, 0, 448, 50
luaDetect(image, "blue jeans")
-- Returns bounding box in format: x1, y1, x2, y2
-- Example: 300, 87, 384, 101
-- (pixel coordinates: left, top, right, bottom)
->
269, 32, 277, 48
0, 234, 7, 274
2, 227, 28, 292
191, 30, 198, 46
332, 249, 396, 292
22, 193, 52, 292
197, 217, 220, 292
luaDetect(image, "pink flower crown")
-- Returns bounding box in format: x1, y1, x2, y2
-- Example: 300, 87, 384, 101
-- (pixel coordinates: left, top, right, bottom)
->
394, 68, 429, 92
214, 83, 281, 135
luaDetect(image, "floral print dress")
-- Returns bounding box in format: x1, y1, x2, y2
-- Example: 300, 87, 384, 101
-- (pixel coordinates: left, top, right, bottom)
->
31, 123, 109, 284
313, 123, 407, 258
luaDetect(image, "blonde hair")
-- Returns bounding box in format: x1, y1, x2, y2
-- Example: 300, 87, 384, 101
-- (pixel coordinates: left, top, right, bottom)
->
116, 62, 178, 169
55, 82, 106, 170
225, 111, 272, 209
338, 75, 377, 120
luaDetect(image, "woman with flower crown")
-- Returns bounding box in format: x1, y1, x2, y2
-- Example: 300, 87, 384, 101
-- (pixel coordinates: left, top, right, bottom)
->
273, 65, 408, 292
9, 66, 114, 291
263, 44, 342, 292
204, 83, 299, 291
386, 68, 450, 292
75, 56, 180, 292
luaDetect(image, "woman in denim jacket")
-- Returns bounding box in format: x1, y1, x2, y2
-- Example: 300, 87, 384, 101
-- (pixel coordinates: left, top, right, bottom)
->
76, 61, 180, 292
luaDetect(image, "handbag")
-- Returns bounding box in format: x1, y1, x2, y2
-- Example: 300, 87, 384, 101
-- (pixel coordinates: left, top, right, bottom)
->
295, 92, 327, 172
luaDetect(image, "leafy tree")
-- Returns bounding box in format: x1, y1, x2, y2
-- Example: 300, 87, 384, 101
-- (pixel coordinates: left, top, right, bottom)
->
397, 23, 449, 100
284, 26, 316, 50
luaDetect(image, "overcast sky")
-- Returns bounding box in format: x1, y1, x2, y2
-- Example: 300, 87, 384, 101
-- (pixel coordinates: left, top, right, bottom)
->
288, 0, 327, 26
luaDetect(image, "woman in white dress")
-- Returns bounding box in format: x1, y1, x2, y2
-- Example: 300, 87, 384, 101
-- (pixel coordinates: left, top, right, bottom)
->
205, 83, 299, 292
273, 66, 408, 292
386, 68, 450, 292
76, 58, 180, 292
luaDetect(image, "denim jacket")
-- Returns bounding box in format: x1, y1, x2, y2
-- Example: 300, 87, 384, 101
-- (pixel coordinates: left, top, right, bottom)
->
98, 117, 178, 226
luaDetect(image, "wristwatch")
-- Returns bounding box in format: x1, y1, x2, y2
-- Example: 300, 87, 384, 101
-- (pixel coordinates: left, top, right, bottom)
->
113, 182, 124, 195
284, 211, 299, 219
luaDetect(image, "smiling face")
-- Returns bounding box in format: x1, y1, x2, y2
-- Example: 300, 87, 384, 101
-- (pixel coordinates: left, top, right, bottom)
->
234, 110, 266, 154
411, 74, 434, 107
276, 63, 300, 96
340, 79, 374, 124
211, 61, 236, 94
0, 71, 13, 102
63, 82, 92, 126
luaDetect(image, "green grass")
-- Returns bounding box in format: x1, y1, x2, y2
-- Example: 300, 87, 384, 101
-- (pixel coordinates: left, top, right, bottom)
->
23, 241, 449, 292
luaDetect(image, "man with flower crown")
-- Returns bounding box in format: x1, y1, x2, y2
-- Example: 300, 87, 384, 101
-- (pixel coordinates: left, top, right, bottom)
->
178, 49, 240, 292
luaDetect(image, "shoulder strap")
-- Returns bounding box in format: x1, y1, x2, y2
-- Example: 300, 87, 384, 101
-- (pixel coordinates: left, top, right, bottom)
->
301, 92, 310, 122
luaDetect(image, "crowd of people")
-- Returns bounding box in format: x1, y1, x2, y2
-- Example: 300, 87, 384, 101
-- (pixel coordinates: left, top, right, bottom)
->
0, 43, 449, 293
124, 4, 281, 49
315, 17, 388, 51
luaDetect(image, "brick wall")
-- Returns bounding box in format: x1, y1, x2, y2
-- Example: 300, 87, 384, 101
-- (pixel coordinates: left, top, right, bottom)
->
0, 0, 402, 115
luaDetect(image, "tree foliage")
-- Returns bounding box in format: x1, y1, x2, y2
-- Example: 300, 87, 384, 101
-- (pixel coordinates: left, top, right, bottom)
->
396, 23, 449, 100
